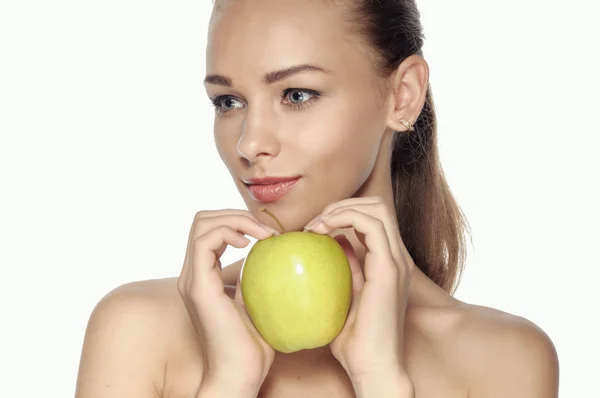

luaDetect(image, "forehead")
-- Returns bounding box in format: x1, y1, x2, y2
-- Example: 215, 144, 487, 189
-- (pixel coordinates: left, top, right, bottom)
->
206, 0, 367, 78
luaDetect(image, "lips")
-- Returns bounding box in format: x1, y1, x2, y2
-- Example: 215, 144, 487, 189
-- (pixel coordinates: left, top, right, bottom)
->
244, 176, 301, 203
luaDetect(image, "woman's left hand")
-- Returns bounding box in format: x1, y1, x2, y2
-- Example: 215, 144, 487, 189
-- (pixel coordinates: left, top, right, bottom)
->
304, 196, 415, 395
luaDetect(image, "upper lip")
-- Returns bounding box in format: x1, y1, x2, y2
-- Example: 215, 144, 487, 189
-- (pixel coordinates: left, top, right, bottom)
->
242, 176, 301, 185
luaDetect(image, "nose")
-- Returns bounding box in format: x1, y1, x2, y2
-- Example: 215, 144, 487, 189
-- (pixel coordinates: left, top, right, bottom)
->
237, 108, 281, 163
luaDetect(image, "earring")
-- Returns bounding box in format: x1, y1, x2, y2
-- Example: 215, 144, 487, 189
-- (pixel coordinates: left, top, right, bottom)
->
400, 118, 414, 132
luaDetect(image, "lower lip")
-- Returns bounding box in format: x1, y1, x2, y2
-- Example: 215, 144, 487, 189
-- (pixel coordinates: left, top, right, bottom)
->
247, 178, 301, 203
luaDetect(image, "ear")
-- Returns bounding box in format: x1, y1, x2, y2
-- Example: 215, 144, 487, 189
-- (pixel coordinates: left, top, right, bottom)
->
385, 54, 430, 132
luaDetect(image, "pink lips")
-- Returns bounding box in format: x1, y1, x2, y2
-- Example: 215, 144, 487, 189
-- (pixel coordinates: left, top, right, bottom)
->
244, 176, 301, 203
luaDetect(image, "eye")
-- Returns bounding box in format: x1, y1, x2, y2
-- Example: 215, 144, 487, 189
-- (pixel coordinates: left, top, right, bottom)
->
288, 89, 312, 104
282, 88, 321, 110
209, 95, 245, 115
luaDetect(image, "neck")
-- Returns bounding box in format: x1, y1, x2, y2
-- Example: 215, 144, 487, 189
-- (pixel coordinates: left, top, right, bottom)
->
329, 132, 443, 307
336, 131, 411, 273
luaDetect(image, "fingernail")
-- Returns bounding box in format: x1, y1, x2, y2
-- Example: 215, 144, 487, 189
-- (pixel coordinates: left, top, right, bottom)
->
305, 218, 325, 232
303, 217, 322, 231
259, 223, 280, 236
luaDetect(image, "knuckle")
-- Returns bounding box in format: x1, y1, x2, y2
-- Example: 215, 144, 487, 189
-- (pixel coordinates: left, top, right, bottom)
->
190, 214, 209, 237
194, 209, 244, 222
327, 208, 348, 220
194, 210, 208, 221
214, 224, 234, 235
191, 233, 208, 252
193, 225, 230, 244
192, 233, 205, 246
371, 217, 385, 231
375, 201, 389, 215
329, 207, 345, 216
193, 213, 217, 231
322, 204, 336, 216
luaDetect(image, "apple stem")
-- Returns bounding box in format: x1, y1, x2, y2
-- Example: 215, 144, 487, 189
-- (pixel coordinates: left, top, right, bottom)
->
260, 207, 286, 234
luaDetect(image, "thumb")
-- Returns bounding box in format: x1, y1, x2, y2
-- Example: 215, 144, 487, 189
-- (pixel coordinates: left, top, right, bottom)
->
333, 234, 365, 295
234, 266, 246, 307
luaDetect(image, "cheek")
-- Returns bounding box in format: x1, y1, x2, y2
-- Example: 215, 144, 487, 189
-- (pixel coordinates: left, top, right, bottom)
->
299, 104, 382, 185
214, 124, 240, 170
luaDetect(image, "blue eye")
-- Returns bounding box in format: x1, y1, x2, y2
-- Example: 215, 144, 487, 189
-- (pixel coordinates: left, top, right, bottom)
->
282, 88, 321, 110
285, 89, 314, 105
209, 88, 321, 115
211, 96, 244, 114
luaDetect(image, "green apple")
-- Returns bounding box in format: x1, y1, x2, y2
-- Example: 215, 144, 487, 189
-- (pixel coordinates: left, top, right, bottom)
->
240, 209, 352, 353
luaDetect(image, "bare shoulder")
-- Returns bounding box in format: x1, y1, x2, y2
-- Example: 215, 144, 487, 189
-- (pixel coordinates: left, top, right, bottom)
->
76, 277, 198, 398
83, 277, 189, 336
454, 303, 559, 397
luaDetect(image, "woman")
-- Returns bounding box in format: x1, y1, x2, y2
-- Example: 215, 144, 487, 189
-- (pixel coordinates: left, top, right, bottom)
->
75, 0, 559, 396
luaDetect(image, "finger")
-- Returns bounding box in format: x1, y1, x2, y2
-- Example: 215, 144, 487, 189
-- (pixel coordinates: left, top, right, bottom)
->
186, 211, 276, 265
191, 213, 278, 244
181, 214, 277, 288
188, 214, 276, 269
345, 290, 362, 327
193, 208, 262, 222
319, 197, 383, 218
310, 209, 397, 282
304, 197, 382, 229
333, 234, 365, 294
188, 226, 251, 304
233, 271, 273, 352
330, 202, 400, 252
324, 202, 411, 282
328, 214, 397, 359
189, 209, 265, 249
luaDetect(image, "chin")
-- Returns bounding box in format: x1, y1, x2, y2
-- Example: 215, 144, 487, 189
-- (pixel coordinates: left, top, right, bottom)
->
251, 205, 309, 233
240, 181, 349, 232
240, 198, 314, 233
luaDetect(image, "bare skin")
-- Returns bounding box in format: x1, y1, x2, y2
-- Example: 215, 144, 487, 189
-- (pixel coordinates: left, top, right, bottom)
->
75, 264, 557, 397
75, 0, 559, 397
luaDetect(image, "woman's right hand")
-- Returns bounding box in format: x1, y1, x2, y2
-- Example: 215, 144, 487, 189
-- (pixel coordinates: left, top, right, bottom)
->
177, 209, 279, 397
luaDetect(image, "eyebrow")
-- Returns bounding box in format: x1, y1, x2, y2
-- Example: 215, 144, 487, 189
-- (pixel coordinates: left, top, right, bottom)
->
204, 64, 329, 87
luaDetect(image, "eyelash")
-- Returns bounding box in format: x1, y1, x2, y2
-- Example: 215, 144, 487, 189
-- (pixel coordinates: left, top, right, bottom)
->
209, 88, 321, 116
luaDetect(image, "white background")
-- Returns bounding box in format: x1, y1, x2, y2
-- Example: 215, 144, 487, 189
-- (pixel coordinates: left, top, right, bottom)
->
1, 0, 598, 397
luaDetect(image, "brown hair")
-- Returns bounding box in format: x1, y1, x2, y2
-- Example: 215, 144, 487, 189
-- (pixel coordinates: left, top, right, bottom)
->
349, 0, 471, 293
212, 0, 472, 294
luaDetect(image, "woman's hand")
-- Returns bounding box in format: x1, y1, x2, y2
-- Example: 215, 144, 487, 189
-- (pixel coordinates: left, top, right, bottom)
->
304, 196, 415, 396
177, 209, 279, 398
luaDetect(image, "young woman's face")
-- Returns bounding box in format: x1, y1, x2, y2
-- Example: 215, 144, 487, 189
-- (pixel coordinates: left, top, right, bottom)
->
205, 0, 390, 231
